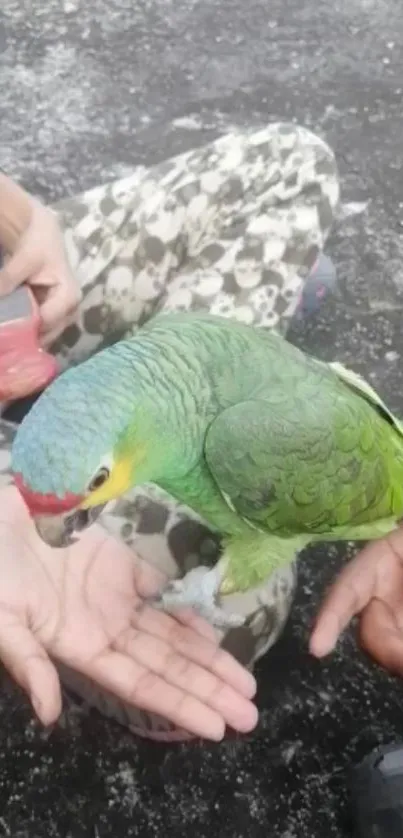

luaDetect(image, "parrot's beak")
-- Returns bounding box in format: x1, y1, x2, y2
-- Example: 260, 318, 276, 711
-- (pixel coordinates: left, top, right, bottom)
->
33, 504, 106, 548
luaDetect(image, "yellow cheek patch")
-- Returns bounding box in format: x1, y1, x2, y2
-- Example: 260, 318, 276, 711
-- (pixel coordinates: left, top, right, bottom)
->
81, 456, 134, 509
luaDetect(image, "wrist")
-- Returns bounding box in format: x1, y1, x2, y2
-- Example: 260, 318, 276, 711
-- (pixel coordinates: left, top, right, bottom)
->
0, 174, 36, 253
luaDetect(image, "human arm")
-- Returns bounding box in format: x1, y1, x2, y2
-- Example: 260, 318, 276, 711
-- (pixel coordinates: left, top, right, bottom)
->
0, 172, 33, 251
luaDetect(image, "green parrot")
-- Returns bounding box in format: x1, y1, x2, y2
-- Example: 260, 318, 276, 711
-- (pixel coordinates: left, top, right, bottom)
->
10, 312, 403, 628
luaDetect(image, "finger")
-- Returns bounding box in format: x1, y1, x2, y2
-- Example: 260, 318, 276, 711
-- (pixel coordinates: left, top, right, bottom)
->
79, 650, 228, 740
134, 556, 223, 643
41, 312, 78, 349
114, 624, 257, 732
39, 284, 80, 335
0, 244, 40, 295
0, 611, 61, 725
169, 607, 219, 643
360, 599, 403, 676
134, 557, 227, 644
132, 560, 223, 641
310, 540, 384, 658
133, 604, 257, 699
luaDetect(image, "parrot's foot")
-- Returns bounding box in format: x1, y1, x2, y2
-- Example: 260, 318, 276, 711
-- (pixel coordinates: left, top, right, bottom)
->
148, 565, 245, 629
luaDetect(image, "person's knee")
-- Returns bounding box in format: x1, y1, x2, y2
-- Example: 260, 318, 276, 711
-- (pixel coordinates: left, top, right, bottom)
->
250, 121, 340, 216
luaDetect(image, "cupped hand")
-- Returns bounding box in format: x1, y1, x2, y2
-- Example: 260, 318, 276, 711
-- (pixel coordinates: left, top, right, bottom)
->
0, 486, 257, 741
0, 200, 80, 345
310, 527, 403, 676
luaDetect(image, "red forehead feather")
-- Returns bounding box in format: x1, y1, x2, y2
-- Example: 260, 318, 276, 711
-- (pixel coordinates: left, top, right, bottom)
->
13, 473, 83, 515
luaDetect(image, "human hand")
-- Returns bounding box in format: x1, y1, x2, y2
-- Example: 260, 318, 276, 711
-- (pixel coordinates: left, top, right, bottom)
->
0, 199, 81, 346
310, 527, 403, 676
0, 486, 257, 741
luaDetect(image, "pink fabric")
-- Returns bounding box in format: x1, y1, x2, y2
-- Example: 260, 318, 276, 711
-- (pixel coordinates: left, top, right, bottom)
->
0, 292, 58, 402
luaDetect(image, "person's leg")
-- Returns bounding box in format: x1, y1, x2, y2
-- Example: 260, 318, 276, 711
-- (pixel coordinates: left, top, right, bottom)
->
0, 122, 339, 739
151, 123, 338, 330
49, 122, 338, 367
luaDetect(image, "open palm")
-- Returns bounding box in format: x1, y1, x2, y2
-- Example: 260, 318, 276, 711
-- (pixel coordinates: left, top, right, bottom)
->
0, 487, 257, 741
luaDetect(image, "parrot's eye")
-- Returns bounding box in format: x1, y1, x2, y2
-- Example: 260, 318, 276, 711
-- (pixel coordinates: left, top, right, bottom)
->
88, 467, 110, 492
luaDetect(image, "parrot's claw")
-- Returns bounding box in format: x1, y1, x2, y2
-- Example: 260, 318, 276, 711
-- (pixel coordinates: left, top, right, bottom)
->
148, 565, 245, 630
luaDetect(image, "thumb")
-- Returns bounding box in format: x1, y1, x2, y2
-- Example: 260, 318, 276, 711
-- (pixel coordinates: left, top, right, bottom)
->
0, 612, 62, 725
309, 541, 381, 658
39, 285, 78, 336
0, 240, 41, 296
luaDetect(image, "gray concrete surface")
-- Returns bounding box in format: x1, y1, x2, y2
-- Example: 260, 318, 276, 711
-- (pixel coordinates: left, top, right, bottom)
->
2, 1, 403, 836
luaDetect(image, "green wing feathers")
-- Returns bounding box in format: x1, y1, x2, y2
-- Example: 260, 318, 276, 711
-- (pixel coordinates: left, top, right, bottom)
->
204, 378, 403, 542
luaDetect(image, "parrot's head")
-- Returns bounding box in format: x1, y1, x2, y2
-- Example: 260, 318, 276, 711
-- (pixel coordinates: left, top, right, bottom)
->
10, 351, 156, 548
